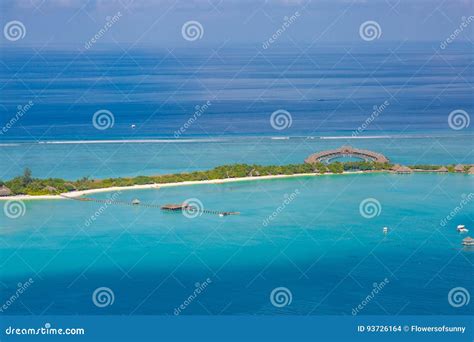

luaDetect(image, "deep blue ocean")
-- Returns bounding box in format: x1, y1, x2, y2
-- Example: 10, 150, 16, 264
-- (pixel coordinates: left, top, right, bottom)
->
0, 43, 473, 316
1, 43, 473, 141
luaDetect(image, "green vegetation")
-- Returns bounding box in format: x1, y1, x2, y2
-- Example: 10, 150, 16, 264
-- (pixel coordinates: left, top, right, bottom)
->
0, 161, 470, 196
408, 164, 442, 170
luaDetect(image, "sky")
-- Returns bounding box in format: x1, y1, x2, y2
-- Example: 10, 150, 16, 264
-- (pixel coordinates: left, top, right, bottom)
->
0, 0, 473, 48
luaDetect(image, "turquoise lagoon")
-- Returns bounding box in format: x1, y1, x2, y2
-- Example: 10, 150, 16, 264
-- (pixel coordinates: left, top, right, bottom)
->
1, 170, 473, 315
1, 135, 473, 180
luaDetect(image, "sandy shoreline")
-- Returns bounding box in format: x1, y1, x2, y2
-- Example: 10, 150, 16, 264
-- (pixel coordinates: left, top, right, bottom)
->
2, 169, 463, 201
0, 172, 369, 201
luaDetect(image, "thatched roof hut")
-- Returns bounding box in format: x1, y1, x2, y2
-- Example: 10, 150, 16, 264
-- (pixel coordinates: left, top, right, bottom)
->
468, 166, 474, 175
392, 165, 412, 174
454, 164, 465, 173
0, 186, 12, 197
43, 185, 57, 193
391, 164, 401, 171
64, 182, 76, 190
438, 166, 448, 173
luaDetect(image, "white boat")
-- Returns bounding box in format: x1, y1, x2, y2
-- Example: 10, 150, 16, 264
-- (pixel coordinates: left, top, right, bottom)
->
383, 227, 388, 234
457, 225, 469, 233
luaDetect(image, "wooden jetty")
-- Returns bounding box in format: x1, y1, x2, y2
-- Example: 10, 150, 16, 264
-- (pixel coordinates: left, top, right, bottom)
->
161, 203, 240, 216
305, 146, 389, 164
59, 196, 239, 216
161, 203, 193, 211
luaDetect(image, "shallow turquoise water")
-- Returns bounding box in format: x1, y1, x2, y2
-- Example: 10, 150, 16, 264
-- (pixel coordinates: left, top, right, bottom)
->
1, 135, 473, 180
1, 44, 473, 317
1, 173, 473, 315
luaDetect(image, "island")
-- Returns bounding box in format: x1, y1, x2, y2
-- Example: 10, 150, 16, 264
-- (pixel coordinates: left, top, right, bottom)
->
0, 146, 472, 199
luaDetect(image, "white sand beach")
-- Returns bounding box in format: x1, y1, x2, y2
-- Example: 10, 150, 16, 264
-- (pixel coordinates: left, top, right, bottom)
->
0, 172, 367, 201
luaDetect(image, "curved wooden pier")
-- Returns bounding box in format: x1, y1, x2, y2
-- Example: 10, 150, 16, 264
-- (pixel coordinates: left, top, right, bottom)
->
305, 146, 389, 164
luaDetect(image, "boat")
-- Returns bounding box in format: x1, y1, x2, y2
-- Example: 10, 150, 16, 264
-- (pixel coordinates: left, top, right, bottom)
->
383, 227, 388, 234
462, 236, 474, 246
132, 199, 140, 205
457, 225, 469, 233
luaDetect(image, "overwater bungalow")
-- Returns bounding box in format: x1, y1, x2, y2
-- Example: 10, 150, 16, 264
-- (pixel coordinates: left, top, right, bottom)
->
161, 203, 190, 211
469, 166, 474, 175
305, 146, 389, 164
454, 164, 465, 173
462, 236, 474, 246
0, 186, 12, 197
438, 166, 448, 173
